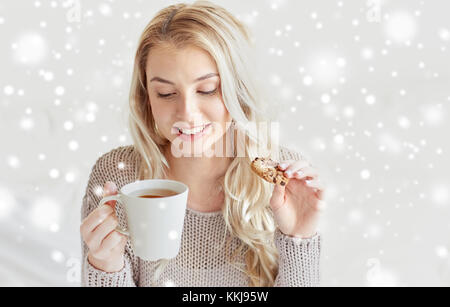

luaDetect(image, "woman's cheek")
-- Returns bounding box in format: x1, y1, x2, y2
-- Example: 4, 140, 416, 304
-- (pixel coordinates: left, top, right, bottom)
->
150, 102, 171, 133
216, 108, 232, 140
209, 98, 230, 120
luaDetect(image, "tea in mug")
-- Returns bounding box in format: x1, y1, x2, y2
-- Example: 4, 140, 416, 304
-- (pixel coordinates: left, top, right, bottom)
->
133, 189, 179, 199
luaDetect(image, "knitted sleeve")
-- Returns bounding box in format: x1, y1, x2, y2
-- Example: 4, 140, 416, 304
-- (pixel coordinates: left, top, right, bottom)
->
274, 146, 322, 287
274, 229, 321, 287
80, 146, 140, 287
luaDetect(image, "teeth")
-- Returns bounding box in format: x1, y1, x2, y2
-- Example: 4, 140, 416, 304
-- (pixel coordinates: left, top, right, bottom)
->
180, 124, 208, 135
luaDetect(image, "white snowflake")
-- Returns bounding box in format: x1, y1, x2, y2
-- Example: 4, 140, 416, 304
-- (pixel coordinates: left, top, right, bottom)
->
13, 32, 47, 65
7, 156, 20, 168
384, 11, 417, 43
360, 169, 371, 180
49, 169, 60, 179
168, 230, 178, 240
4, 85, 14, 96
54, 86, 65, 96
436, 246, 448, 258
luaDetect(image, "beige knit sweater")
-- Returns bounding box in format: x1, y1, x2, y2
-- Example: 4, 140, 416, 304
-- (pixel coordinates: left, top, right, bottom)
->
80, 145, 321, 287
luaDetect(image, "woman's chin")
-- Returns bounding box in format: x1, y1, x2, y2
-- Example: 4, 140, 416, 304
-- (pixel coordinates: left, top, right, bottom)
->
168, 137, 216, 158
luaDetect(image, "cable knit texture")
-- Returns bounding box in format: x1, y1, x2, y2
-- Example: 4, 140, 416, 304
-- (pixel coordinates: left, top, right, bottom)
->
80, 145, 321, 287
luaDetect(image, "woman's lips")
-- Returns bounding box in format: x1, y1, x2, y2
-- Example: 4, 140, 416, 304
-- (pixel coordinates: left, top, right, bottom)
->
177, 124, 210, 130
175, 123, 212, 142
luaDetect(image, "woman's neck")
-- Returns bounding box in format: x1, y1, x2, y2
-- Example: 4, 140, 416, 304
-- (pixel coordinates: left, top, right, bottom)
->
164, 146, 231, 183
162, 145, 233, 212
163, 129, 235, 184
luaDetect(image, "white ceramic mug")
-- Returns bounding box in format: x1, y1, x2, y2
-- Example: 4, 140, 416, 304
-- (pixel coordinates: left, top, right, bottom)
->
98, 179, 189, 261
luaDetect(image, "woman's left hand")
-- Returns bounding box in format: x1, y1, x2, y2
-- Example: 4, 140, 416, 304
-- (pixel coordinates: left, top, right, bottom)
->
269, 159, 327, 239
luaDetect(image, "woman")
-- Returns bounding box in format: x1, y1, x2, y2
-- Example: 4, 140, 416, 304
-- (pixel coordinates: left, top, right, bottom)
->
80, 0, 326, 287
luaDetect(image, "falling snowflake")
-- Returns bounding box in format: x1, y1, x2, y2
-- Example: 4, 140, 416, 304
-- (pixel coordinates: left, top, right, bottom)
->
384, 11, 417, 43
64, 121, 74, 131
68, 140, 79, 151
168, 230, 178, 240
51, 250, 65, 263
436, 246, 448, 258
30, 197, 61, 230
49, 169, 60, 179
7, 156, 20, 168
361, 169, 371, 180
55, 86, 65, 96
12, 32, 47, 65
366, 95, 376, 105
4, 85, 14, 96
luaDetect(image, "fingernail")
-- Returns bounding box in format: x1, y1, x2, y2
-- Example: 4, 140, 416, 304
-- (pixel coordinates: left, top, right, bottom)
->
279, 163, 288, 169
296, 170, 304, 177
285, 170, 293, 177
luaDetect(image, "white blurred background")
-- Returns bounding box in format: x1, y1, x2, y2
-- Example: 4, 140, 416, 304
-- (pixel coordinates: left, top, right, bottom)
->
0, 0, 449, 286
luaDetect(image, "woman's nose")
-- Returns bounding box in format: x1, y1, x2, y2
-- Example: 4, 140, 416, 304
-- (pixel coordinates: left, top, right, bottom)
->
177, 94, 200, 116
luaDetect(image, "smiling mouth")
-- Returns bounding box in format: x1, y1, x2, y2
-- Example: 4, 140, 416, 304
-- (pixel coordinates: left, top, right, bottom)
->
176, 123, 212, 135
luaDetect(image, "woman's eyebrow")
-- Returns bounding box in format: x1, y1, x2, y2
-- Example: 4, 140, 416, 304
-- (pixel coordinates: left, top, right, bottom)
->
150, 73, 219, 85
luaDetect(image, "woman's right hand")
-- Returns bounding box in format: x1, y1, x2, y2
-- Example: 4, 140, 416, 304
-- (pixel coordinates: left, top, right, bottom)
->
80, 182, 128, 273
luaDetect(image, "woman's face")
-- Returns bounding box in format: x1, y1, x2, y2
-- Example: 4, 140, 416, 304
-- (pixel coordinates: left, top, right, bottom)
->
146, 45, 232, 157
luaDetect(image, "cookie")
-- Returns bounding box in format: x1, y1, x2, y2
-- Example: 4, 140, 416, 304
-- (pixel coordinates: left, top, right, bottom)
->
251, 157, 290, 186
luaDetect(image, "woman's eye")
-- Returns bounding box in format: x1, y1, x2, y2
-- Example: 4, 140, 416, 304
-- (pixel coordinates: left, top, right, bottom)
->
157, 89, 218, 99
199, 88, 218, 95
157, 93, 174, 98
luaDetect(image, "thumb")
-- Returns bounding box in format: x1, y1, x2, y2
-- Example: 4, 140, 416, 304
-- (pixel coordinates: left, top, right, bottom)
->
103, 182, 118, 209
270, 184, 286, 212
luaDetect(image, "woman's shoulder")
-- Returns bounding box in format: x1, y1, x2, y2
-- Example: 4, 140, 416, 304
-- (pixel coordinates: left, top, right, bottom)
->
85, 145, 140, 197
89, 145, 140, 173
94, 145, 140, 166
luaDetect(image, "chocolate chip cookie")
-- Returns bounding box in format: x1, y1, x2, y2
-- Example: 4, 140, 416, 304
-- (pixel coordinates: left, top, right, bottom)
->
251, 157, 289, 186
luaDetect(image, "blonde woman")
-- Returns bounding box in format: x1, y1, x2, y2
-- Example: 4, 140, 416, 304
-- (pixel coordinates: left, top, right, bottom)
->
80, 1, 326, 287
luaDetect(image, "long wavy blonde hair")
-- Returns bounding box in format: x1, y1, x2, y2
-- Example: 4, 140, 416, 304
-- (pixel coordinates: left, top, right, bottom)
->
128, 0, 282, 286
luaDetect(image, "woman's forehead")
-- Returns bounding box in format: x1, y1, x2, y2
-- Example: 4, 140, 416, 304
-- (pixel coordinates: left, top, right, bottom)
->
146, 46, 219, 84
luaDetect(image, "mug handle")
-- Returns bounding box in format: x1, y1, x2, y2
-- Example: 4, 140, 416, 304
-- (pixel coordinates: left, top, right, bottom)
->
99, 194, 130, 236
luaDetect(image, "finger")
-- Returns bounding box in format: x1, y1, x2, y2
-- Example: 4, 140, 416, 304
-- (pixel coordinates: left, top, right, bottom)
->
103, 182, 118, 208
305, 179, 325, 200
277, 160, 296, 170
87, 214, 119, 251
292, 166, 319, 180
111, 235, 128, 253
305, 179, 324, 190
283, 161, 311, 177
111, 235, 128, 252
99, 230, 126, 253
92, 231, 122, 260
314, 188, 324, 200
81, 205, 114, 235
